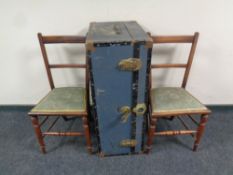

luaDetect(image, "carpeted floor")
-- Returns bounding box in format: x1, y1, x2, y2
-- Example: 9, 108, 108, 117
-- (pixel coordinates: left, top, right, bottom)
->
0, 106, 232, 175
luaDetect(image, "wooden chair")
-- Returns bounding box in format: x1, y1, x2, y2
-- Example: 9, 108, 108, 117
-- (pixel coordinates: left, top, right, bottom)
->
28, 33, 92, 154
146, 32, 211, 153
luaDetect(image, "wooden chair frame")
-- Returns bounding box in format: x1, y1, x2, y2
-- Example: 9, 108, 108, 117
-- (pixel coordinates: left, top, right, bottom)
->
146, 32, 211, 153
28, 33, 92, 154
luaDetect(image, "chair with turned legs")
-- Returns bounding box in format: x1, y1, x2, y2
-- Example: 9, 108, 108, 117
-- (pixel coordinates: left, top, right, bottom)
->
28, 33, 92, 154
146, 32, 211, 153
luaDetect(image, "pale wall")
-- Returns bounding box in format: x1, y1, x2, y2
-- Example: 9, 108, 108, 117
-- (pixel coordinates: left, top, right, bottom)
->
0, 0, 232, 105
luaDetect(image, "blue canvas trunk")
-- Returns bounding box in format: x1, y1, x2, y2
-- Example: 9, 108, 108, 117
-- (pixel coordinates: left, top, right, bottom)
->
86, 21, 152, 156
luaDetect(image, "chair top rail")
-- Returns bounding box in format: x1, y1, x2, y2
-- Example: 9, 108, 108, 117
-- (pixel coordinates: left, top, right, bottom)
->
151, 64, 187, 69
151, 35, 194, 43
38, 33, 86, 44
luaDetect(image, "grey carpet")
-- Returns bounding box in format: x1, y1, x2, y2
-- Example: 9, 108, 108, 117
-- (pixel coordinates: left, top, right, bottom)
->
0, 106, 232, 175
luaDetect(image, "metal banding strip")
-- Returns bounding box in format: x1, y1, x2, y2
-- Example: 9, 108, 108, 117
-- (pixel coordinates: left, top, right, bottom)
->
131, 42, 140, 153
141, 47, 152, 150
87, 50, 101, 153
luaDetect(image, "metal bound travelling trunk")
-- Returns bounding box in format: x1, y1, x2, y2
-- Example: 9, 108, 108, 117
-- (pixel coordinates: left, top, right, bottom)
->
86, 21, 152, 156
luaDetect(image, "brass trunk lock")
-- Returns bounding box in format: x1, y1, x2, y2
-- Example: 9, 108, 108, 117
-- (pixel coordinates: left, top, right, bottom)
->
132, 103, 147, 116
118, 106, 131, 123
120, 139, 137, 147
118, 58, 142, 71
119, 104, 146, 123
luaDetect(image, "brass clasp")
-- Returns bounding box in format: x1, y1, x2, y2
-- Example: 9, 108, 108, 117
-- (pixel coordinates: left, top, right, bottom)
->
118, 58, 142, 71
120, 139, 137, 147
132, 103, 147, 116
118, 106, 131, 123
118, 103, 147, 123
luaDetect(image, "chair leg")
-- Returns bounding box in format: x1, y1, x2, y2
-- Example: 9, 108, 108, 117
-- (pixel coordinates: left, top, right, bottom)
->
82, 116, 92, 153
30, 116, 46, 154
145, 118, 157, 153
193, 114, 208, 151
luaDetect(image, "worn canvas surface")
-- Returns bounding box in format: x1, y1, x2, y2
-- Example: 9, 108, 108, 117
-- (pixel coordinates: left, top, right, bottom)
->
88, 21, 151, 155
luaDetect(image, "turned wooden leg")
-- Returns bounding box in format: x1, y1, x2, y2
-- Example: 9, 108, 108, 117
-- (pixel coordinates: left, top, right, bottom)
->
145, 118, 157, 153
31, 116, 46, 154
82, 116, 92, 153
193, 114, 208, 151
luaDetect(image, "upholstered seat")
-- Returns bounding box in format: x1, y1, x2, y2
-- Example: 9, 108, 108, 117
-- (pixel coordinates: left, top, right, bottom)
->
151, 87, 208, 115
31, 87, 86, 113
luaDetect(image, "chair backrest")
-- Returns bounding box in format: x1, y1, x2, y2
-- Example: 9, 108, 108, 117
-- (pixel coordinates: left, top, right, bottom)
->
37, 33, 87, 90
149, 32, 199, 88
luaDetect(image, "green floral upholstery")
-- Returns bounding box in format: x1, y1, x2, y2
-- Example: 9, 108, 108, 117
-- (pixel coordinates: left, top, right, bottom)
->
31, 87, 86, 113
151, 87, 208, 114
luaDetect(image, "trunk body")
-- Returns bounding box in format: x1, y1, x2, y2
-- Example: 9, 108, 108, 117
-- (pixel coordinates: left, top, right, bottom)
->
86, 21, 152, 156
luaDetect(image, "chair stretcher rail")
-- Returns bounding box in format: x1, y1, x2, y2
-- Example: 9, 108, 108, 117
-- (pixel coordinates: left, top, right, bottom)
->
154, 130, 197, 136
177, 116, 195, 137
49, 64, 86, 68
43, 132, 84, 136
